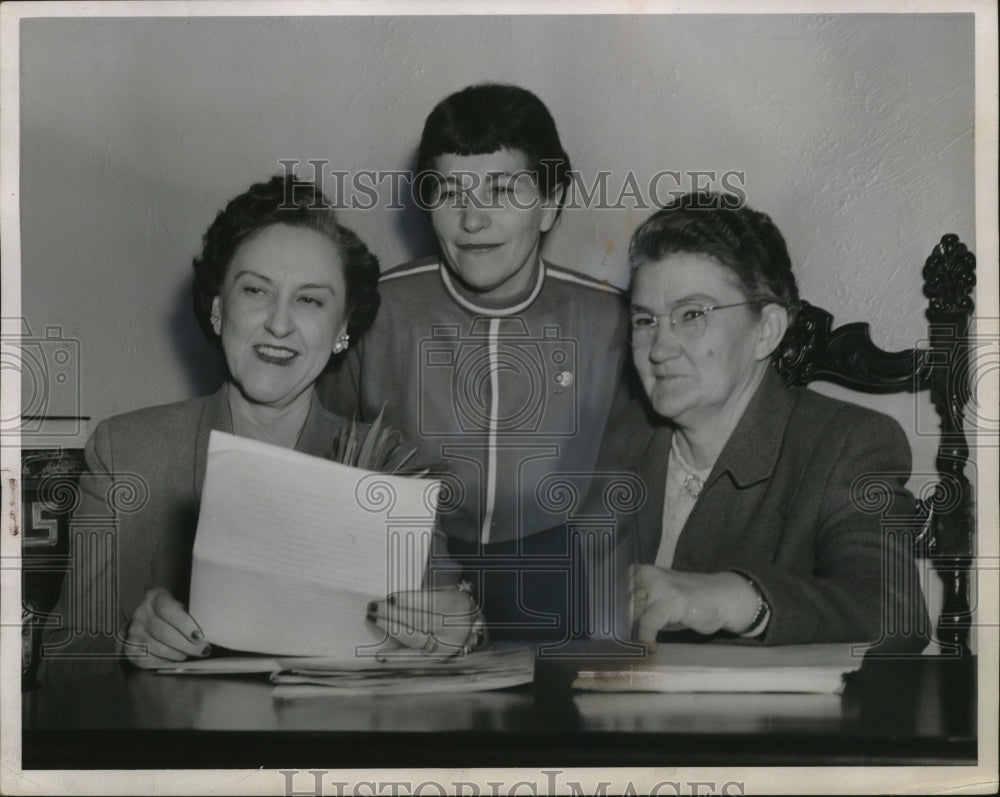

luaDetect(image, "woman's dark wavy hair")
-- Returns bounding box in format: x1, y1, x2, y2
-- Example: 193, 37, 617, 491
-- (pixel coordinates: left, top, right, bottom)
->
415, 82, 572, 218
192, 174, 381, 347
629, 192, 801, 329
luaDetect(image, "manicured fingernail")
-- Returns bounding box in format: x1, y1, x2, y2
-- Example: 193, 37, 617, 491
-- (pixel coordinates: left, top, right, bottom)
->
192, 629, 203, 641
367, 601, 378, 614
200, 644, 211, 656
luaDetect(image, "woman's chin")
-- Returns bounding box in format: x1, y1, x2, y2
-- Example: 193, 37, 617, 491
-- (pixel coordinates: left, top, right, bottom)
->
230, 378, 310, 410
649, 392, 693, 422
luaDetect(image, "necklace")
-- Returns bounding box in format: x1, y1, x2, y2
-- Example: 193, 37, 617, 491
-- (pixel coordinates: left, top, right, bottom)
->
681, 473, 705, 499
671, 435, 712, 500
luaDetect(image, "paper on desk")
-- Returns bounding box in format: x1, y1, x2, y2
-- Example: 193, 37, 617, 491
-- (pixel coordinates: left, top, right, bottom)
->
270, 646, 535, 697
572, 642, 864, 694
152, 656, 283, 675
189, 430, 438, 659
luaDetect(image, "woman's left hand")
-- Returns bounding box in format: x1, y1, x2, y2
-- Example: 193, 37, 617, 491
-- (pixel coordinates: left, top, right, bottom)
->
366, 585, 487, 660
628, 565, 760, 641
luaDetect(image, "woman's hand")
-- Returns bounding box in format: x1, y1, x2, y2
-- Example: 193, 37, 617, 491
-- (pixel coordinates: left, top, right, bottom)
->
628, 565, 761, 641
366, 584, 487, 660
125, 587, 211, 669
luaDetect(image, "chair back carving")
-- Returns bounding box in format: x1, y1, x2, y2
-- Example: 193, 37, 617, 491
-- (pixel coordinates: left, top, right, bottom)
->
775, 234, 976, 652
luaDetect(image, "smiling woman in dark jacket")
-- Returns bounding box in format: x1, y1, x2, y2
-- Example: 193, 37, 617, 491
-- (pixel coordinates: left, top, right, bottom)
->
39, 175, 476, 684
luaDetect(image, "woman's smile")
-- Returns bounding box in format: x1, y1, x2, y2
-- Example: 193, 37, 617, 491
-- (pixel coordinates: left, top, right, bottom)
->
254, 344, 299, 365
456, 242, 504, 253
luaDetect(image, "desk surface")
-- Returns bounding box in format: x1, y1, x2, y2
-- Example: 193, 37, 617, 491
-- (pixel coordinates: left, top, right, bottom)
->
23, 652, 977, 769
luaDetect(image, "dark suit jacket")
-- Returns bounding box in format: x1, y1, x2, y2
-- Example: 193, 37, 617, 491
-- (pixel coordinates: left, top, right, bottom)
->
37, 387, 422, 684
601, 368, 929, 651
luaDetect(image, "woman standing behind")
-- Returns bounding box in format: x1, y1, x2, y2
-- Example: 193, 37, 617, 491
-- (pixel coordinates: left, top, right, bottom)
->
39, 175, 476, 684
612, 192, 927, 651
319, 83, 633, 641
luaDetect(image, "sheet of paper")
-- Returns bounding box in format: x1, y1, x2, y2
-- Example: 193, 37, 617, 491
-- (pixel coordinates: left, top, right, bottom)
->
151, 656, 283, 675
189, 430, 438, 659
276, 644, 534, 674
269, 673, 532, 698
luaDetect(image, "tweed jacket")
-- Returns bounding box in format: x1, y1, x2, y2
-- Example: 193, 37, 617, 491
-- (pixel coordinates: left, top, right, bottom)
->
38, 386, 422, 684
603, 368, 929, 651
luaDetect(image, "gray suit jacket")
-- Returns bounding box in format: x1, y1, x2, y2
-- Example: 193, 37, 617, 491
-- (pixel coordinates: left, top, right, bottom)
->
600, 368, 929, 651
38, 387, 424, 684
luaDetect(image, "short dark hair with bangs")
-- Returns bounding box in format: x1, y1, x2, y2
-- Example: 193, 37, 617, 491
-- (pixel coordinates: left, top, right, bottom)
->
415, 82, 572, 215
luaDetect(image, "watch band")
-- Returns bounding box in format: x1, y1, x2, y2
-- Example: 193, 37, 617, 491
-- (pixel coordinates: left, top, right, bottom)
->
736, 573, 771, 638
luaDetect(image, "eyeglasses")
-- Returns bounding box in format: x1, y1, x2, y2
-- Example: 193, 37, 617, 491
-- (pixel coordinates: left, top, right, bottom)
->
629, 300, 762, 344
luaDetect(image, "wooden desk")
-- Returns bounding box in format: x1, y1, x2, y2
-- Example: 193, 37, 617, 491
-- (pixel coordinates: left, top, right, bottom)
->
22, 653, 976, 768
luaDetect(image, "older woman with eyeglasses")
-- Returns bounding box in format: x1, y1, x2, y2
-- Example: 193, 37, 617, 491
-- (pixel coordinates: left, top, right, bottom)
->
602, 192, 927, 651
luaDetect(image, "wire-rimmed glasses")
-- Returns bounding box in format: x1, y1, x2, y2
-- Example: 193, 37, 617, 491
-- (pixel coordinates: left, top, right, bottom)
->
629, 300, 763, 344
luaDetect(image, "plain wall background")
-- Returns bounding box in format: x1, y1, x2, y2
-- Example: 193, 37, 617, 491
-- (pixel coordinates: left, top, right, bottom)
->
18, 13, 976, 492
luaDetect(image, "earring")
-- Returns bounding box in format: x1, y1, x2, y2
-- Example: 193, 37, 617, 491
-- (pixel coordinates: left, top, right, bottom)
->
333, 333, 350, 354
210, 312, 221, 334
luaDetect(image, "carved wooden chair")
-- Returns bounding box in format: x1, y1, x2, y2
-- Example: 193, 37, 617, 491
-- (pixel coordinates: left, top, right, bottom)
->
774, 234, 977, 653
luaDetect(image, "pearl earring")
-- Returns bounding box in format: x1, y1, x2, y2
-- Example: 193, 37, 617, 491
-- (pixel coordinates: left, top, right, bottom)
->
334, 333, 350, 354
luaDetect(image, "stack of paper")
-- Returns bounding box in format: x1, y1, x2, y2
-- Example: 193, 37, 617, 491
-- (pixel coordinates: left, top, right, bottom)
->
152, 656, 282, 675
270, 646, 535, 698
572, 642, 865, 694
